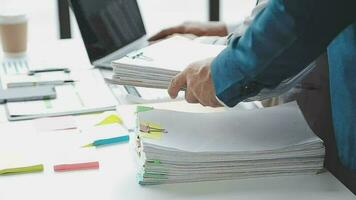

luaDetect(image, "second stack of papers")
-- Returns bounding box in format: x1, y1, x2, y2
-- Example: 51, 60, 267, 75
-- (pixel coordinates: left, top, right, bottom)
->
134, 102, 325, 185
108, 36, 226, 89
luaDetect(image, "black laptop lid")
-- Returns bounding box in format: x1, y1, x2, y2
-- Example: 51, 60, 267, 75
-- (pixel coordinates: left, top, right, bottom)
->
69, 0, 146, 62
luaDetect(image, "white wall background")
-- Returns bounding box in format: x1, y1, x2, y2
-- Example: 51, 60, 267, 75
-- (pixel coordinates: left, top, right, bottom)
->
0, 0, 256, 42
221, 0, 257, 25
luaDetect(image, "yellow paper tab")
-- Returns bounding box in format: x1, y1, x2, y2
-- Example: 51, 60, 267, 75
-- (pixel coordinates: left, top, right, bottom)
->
96, 114, 123, 126
139, 121, 163, 139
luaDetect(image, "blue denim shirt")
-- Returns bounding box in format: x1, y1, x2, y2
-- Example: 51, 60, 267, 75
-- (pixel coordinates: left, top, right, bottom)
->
211, 0, 356, 169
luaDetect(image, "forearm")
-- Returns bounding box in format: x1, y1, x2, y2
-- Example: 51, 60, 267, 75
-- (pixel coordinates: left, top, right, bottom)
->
211, 0, 356, 107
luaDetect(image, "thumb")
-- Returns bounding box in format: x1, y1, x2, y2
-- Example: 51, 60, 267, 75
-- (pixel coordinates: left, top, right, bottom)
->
168, 72, 187, 99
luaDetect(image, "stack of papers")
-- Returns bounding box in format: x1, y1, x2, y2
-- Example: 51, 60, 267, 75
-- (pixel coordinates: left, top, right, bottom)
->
108, 36, 317, 101
134, 102, 325, 185
108, 36, 226, 89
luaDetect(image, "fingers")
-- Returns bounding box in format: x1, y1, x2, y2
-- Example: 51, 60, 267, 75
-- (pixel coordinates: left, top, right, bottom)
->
185, 89, 199, 104
168, 58, 222, 107
148, 26, 184, 41
168, 72, 198, 104
208, 98, 223, 107
168, 72, 187, 99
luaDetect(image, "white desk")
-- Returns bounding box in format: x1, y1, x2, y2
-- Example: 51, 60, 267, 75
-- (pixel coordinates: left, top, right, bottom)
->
0, 119, 354, 200
0, 38, 354, 199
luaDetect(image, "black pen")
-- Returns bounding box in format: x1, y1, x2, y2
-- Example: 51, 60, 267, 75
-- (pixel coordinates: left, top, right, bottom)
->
27, 67, 71, 75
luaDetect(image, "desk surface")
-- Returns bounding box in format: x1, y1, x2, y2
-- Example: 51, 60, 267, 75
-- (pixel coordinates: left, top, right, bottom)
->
0, 38, 355, 199
0, 102, 355, 200
0, 124, 354, 200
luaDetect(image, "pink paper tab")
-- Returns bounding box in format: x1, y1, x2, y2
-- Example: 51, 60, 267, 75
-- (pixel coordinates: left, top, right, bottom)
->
54, 161, 99, 172
34, 116, 77, 132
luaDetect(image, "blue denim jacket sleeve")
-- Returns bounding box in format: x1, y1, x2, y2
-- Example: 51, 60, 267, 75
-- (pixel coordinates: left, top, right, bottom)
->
327, 24, 356, 170
211, 0, 356, 107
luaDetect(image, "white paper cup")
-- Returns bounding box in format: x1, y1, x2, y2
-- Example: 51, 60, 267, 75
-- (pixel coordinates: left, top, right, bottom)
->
0, 14, 28, 55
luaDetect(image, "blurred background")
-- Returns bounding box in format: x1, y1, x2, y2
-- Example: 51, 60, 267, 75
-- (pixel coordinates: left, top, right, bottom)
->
0, 0, 256, 42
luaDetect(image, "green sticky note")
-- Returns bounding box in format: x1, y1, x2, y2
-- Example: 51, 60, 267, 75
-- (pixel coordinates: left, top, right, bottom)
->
0, 164, 44, 175
96, 114, 123, 126
144, 172, 167, 179
147, 160, 161, 164
43, 99, 53, 109
136, 106, 154, 113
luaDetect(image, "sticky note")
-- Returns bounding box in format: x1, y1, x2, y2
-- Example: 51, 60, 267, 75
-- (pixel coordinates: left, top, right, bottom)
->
139, 121, 163, 139
82, 135, 130, 148
145, 172, 167, 178
0, 164, 44, 175
136, 106, 154, 113
96, 114, 122, 126
54, 161, 99, 172
147, 160, 161, 164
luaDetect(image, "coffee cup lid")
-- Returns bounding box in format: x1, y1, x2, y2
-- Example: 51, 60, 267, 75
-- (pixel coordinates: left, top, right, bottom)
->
0, 14, 27, 24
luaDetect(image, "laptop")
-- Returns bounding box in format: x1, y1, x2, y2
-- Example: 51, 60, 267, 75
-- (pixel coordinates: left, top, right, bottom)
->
69, 0, 149, 69
70, 0, 181, 102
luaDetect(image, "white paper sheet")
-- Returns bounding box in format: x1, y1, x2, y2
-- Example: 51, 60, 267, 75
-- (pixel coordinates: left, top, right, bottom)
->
138, 102, 321, 153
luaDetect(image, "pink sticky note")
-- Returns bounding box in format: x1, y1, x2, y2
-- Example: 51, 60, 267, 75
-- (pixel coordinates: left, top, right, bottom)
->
54, 161, 99, 172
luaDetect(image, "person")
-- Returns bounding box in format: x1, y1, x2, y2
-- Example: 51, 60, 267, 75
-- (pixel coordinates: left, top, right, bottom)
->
149, 0, 268, 46
151, 0, 356, 193
149, 0, 295, 107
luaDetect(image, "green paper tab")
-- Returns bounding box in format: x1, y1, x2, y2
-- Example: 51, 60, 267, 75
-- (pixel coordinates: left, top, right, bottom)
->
147, 160, 161, 164
144, 172, 168, 178
136, 106, 154, 113
0, 164, 44, 175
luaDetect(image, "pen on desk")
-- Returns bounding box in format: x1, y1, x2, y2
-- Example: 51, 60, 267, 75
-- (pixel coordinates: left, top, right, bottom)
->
82, 135, 130, 148
0, 164, 44, 175
7, 80, 75, 88
28, 67, 71, 75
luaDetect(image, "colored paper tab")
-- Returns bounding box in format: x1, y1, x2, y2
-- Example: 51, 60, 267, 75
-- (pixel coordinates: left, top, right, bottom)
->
34, 116, 77, 132
96, 114, 122, 126
54, 161, 99, 172
136, 106, 154, 113
139, 121, 163, 139
94, 135, 129, 146
82, 135, 130, 148
147, 160, 161, 164
0, 164, 44, 175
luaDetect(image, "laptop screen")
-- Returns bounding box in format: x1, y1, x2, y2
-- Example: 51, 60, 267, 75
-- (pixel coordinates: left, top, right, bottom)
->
70, 0, 146, 62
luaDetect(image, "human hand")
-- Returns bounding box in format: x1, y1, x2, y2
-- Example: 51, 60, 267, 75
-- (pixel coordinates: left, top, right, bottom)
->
168, 58, 222, 107
148, 21, 228, 42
